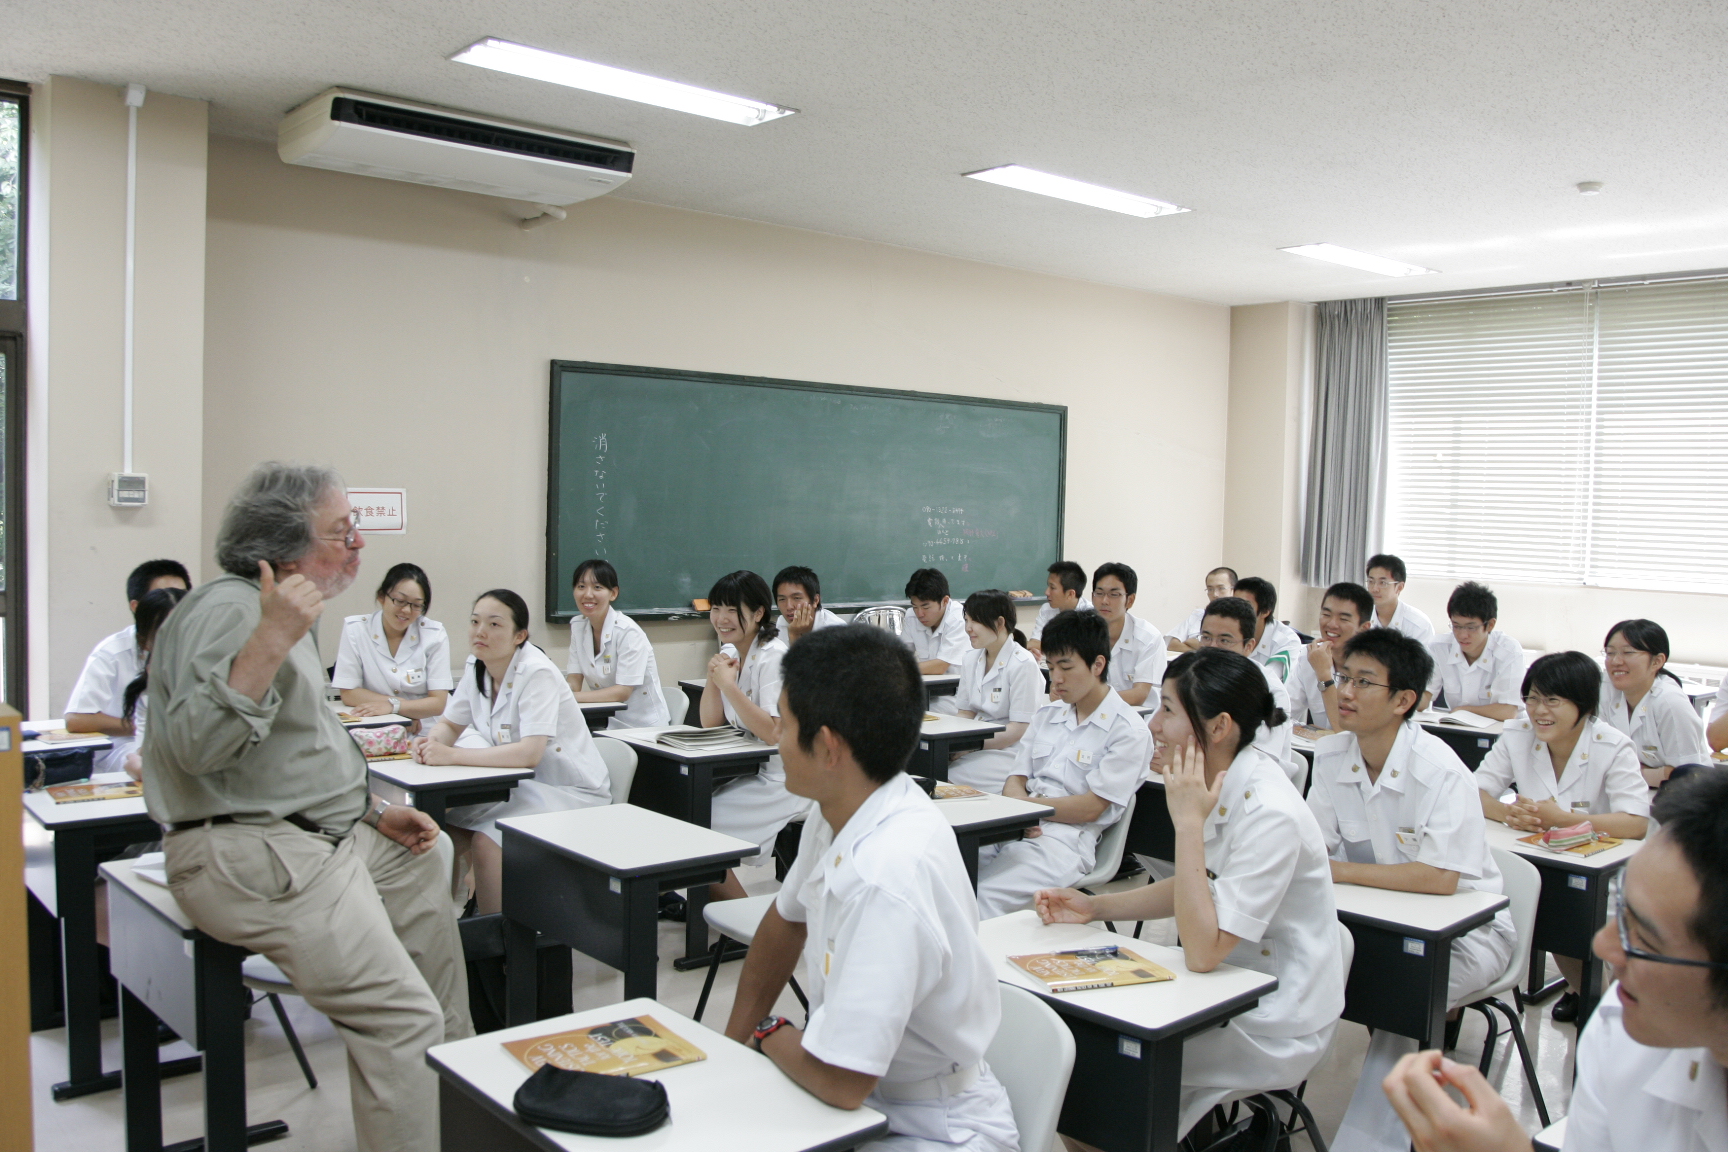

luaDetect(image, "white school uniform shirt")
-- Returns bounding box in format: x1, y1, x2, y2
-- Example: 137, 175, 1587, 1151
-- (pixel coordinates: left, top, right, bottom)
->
65, 625, 143, 775
1014, 688, 1149, 839
1251, 663, 1303, 789
1175, 604, 1207, 641
1425, 630, 1525, 711
1285, 652, 1329, 729
1600, 676, 1709, 769
1108, 613, 1169, 697
778, 605, 848, 636
722, 634, 787, 741
440, 644, 611, 841
954, 641, 1043, 725
1711, 678, 1728, 725
777, 772, 1018, 1149
564, 607, 668, 729
1475, 717, 1650, 820
900, 599, 970, 670
1250, 620, 1305, 683
1028, 594, 1093, 641
1372, 599, 1435, 646
331, 612, 454, 702
1563, 989, 1727, 1152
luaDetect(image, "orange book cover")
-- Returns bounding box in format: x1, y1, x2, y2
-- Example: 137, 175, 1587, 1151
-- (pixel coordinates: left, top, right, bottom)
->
46, 781, 142, 804
501, 1015, 706, 1076
1009, 946, 1176, 993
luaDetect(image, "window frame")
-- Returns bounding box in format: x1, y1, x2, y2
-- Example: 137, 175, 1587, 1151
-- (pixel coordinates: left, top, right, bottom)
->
0, 81, 29, 712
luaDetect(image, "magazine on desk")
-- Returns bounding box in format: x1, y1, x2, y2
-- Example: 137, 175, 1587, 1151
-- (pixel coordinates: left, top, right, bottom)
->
1009, 946, 1176, 993
502, 1015, 707, 1076
655, 726, 763, 752
1427, 710, 1498, 730
46, 780, 142, 804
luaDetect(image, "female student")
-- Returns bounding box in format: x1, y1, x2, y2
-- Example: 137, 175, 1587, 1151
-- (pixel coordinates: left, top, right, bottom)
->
333, 562, 452, 724
1477, 649, 1649, 1022
1599, 619, 1708, 788
118, 586, 189, 777
701, 570, 808, 901
564, 558, 669, 728
949, 588, 1046, 792
412, 589, 610, 914
1035, 648, 1344, 1139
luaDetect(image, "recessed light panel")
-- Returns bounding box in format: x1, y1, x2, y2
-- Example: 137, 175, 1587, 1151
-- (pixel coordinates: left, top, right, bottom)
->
964, 165, 1190, 219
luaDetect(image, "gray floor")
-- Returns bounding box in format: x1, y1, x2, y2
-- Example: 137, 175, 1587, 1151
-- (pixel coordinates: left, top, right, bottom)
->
30, 862, 1575, 1151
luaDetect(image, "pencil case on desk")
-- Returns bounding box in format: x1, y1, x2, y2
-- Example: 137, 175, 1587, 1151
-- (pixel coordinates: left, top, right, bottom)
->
512, 1063, 670, 1136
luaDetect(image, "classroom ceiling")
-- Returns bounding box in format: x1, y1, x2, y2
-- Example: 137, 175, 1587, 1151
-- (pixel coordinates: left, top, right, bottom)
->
7, 0, 1728, 305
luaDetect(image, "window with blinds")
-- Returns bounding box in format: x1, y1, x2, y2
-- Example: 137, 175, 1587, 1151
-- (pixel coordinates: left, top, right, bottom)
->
1384, 276, 1728, 595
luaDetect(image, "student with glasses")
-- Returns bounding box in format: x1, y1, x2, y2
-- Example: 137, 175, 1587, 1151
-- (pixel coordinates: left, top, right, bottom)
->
1599, 619, 1708, 789
1384, 769, 1728, 1152
333, 561, 453, 723
1364, 554, 1434, 645
1092, 561, 1168, 708
1476, 651, 1649, 1023
1421, 581, 1524, 721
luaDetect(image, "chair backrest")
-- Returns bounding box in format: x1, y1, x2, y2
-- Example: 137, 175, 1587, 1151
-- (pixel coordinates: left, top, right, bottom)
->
594, 736, 638, 804
1077, 793, 1137, 890
851, 605, 906, 633
1485, 846, 1541, 997
1337, 920, 1355, 981
986, 984, 1075, 1152
658, 682, 681, 726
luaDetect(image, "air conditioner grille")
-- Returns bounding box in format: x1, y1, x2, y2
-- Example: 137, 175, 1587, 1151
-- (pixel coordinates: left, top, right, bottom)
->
330, 97, 634, 174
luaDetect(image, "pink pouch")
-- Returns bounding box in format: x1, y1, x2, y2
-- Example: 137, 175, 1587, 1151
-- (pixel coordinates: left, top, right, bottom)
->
350, 724, 412, 759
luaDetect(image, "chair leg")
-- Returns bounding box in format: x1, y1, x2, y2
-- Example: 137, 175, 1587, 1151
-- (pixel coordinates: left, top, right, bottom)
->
691, 935, 730, 1023
788, 974, 809, 1015
267, 993, 318, 1091
1491, 998, 1551, 1128
1269, 1088, 1328, 1152
1133, 921, 1145, 939
1470, 1002, 1500, 1076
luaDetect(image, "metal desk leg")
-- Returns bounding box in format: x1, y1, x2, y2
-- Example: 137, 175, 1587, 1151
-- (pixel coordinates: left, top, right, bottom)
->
955, 833, 981, 889
504, 916, 540, 1028
52, 828, 113, 1099
122, 987, 164, 1152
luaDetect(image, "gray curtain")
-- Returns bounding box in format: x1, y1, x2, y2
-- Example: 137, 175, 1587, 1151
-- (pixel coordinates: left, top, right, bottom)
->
1300, 297, 1388, 587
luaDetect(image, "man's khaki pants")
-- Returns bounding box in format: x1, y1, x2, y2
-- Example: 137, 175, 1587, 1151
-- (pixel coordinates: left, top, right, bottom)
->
166, 819, 474, 1152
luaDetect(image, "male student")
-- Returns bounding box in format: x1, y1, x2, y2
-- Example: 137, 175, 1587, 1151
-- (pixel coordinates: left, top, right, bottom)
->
900, 567, 969, 676
1234, 576, 1304, 683
1307, 628, 1515, 1152
1287, 582, 1375, 732
1422, 581, 1523, 720
1382, 770, 1728, 1152
773, 565, 847, 644
1166, 566, 1237, 653
1195, 597, 1301, 787
1027, 560, 1091, 654
1092, 561, 1168, 707
1365, 554, 1434, 644
723, 625, 1018, 1152
66, 558, 193, 773
973, 609, 1149, 918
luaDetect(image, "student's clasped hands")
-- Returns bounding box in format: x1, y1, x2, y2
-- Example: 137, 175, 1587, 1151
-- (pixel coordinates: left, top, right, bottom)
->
1162, 739, 1224, 828
707, 649, 740, 686
409, 735, 455, 766
1381, 1050, 1530, 1152
1500, 795, 1544, 833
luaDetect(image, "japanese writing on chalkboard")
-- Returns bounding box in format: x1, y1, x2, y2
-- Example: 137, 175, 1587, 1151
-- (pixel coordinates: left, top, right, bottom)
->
592, 434, 610, 556
920, 505, 973, 570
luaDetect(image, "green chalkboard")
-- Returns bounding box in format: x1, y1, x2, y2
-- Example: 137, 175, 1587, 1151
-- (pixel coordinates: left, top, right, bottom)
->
546, 362, 1065, 620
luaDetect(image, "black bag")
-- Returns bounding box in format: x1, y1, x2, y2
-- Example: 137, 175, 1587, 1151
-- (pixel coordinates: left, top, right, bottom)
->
512, 1064, 670, 1136
24, 747, 96, 790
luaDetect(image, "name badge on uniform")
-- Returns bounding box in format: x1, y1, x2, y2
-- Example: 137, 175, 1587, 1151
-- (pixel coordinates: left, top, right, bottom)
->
1572, 801, 1592, 813
1395, 826, 1419, 849
404, 668, 423, 686
1076, 749, 1093, 765
497, 724, 512, 743
989, 687, 1002, 704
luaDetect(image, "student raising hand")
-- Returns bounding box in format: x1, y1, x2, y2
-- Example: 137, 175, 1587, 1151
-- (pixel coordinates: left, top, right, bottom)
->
1381, 1050, 1529, 1152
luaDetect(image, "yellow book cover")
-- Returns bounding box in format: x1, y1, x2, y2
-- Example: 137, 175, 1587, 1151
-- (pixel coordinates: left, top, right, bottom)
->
501, 1015, 707, 1076
1009, 946, 1176, 993
933, 783, 987, 800
46, 781, 143, 804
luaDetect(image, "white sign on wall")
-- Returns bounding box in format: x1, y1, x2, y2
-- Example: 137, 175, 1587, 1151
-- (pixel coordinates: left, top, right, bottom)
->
349, 488, 407, 535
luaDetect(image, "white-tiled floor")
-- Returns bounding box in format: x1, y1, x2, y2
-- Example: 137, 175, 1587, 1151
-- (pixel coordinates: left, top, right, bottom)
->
31, 862, 1576, 1151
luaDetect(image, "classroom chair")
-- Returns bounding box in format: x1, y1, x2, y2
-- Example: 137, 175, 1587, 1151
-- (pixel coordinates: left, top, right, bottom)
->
851, 605, 907, 632
690, 893, 809, 1023
1458, 847, 1550, 1126
594, 736, 637, 804
239, 956, 319, 1091
1074, 795, 1136, 932
986, 984, 1075, 1152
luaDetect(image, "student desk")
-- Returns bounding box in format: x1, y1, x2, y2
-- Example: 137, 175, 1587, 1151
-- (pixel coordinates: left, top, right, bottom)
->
367, 760, 534, 828
101, 857, 287, 1152
589, 726, 777, 964
1484, 820, 1640, 1025
680, 675, 960, 721
980, 910, 1278, 1152
922, 672, 961, 704
579, 700, 628, 730
934, 793, 1046, 887
428, 997, 890, 1152
1331, 883, 1509, 1048
329, 702, 410, 728
916, 713, 1006, 780
499, 806, 756, 1020
23, 778, 196, 1100
677, 678, 705, 725
1414, 711, 1505, 770
21, 717, 113, 791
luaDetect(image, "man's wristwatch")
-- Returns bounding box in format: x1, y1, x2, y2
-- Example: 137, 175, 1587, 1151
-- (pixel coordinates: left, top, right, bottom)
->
361, 798, 390, 829
750, 1015, 792, 1052
1318, 679, 1336, 691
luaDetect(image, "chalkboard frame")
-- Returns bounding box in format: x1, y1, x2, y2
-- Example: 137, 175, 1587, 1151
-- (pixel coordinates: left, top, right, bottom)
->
546, 360, 1067, 622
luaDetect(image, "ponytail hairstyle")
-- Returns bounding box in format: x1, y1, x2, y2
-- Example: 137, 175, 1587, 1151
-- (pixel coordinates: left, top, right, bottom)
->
708, 570, 778, 643
963, 589, 1026, 647
122, 586, 188, 722
472, 588, 532, 695
1161, 647, 1285, 755
1605, 619, 1684, 686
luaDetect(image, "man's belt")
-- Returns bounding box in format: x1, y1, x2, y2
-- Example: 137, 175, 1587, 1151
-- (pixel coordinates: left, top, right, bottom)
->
168, 812, 325, 834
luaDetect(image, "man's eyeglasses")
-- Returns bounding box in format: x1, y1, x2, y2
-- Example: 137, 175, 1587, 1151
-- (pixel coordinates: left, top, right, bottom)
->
319, 512, 363, 549
1365, 578, 1398, 590
1450, 620, 1485, 636
1611, 873, 1728, 970
1334, 672, 1392, 692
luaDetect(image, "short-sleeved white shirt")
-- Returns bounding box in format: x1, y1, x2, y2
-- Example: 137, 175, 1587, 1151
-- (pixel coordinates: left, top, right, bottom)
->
1474, 717, 1650, 819
65, 625, 143, 775
900, 599, 969, 670
1011, 688, 1149, 838
1426, 630, 1525, 710
1200, 745, 1345, 1038
1251, 620, 1305, 683
1028, 594, 1092, 641
331, 612, 454, 700
1562, 990, 1727, 1152
778, 606, 848, 637
1711, 679, 1728, 725
1601, 676, 1709, 769
1174, 604, 1207, 641
1107, 613, 1168, 696
955, 641, 1043, 724
565, 607, 668, 728
1372, 599, 1435, 646
442, 644, 610, 806
725, 634, 787, 727
1285, 650, 1329, 729
1253, 662, 1303, 787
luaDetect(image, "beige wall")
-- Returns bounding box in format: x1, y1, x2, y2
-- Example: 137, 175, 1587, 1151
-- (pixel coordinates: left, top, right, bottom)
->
28, 77, 207, 713
200, 136, 1231, 682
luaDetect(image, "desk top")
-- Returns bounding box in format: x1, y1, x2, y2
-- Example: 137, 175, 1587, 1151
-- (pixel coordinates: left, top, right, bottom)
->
580, 700, 628, 716
1415, 711, 1506, 738
934, 792, 1046, 833
1483, 818, 1644, 873
1331, 883, 1508, 939
499, 804, 758, 876
978, 909, 1277, 1041
920, 714, 1006, 740
100, 856, 195, 936
21, 717, 113, 755
427, 997, 889, 1152
604, 726, 777, 764
23, 772, 153, 829
367, 760, 535, 791
326, 702, 412, 727
922, 672, 961, 690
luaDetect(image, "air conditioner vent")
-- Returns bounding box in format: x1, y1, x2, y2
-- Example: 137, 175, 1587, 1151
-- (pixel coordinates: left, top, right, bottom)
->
329, 97, 634, 174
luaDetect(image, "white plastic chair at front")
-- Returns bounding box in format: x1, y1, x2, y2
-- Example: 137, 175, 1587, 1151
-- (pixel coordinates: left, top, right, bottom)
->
1074, 794, 1137, 893
691, 893, 810, 1023
594, 736, 637, 805
1460, 846, 1551, 1127
986, 984, 1075, 1152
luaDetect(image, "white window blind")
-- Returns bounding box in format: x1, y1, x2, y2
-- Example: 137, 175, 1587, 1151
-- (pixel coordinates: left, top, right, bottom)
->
1384, 276, 1728, 595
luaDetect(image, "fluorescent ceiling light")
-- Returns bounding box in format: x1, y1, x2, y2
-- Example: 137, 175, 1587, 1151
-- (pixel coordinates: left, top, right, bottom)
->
963, 165, 1190, 218
1279, 243, 1437, 277
451, 38, 797, 126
